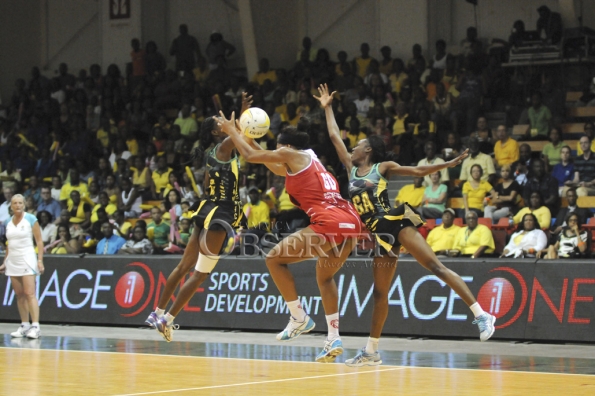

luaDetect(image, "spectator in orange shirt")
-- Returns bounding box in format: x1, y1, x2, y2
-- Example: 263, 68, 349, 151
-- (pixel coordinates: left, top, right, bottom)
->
130, 38, 146, 77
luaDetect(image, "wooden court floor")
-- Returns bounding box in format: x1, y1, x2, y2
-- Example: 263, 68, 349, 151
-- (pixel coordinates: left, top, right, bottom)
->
1, 337, 595, 395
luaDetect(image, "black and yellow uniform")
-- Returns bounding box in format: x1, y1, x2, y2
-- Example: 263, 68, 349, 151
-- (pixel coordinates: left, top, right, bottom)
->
192, 144, 243, 232
349, 164, 423, 254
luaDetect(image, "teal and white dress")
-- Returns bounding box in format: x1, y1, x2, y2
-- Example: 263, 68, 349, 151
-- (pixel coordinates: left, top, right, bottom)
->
4, 213, 39, 276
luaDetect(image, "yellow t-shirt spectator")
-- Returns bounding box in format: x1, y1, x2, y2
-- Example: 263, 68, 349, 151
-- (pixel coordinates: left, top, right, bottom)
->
354, 57, 374, 78
132, 167, 152, 189
459, 153, 496, 181
90, 203, 118, 223
126, 139, 139, 156
494, 139, 519, 166
193, 67, 209, 83
152, 168, 173, 194
395, 184, 425, 208
392, 114, 410, 136
174, 117, 198, 138
426, 224, 461, 253
251, 70, 277, 86
412, 121, 436, 135
278, 188, 295, 212
513, 206, 552, 229
389, 72, 408, 94
346, 131, 367, 150
59, 182, 89, 204
453, 224, 495, 255
275, 104, 288, 120
462, 180, 493, 211
97, 129, 110, 148
243, 200, 270, 230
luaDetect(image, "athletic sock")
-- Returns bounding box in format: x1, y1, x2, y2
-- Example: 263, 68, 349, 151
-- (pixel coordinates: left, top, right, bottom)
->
21, 322, 31, 329
287, 300, 307, 322
326, 313, 340, 340
365, 337, 379, 354
155, 308, 165, 316
164, 313, 175, 324
31, 322, 40, 328
470, 302, 485, 318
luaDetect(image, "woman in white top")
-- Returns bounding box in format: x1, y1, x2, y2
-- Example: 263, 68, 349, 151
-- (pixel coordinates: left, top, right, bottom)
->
119, 178, 142, 218
500, 213, 547, 258
0, 194, 44, 339
38, 210, 57, 245
539, 212, 589, 259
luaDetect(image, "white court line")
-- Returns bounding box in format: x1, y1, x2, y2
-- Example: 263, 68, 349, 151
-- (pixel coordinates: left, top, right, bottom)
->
112, 367, 405, 396
0, 346, 331, 365
2, 346, 594, 378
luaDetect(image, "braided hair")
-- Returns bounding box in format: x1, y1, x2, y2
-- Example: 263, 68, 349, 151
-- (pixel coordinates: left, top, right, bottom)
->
188, 116, 217, 164
366, 135, 387, 164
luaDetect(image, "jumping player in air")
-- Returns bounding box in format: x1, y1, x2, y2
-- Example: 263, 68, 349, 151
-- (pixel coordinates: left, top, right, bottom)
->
217, 112, 363, 363
146, 95, 261, 341
314, 84, 496, 367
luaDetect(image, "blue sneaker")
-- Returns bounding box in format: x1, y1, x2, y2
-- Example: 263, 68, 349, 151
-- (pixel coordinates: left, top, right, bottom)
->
276, 315, 315, 341
315, 338, 344, 363
345, 348, 382, 367
145, 312, 159, 329
155, 318, 179, 342
473, 313, 496, 341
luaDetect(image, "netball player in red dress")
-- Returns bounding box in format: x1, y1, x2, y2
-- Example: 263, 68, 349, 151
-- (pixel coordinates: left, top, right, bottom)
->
218, 113, 362, 363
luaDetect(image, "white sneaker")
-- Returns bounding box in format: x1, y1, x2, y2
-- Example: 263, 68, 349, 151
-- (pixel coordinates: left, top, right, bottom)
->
473, 313, 496, 341
345, 348, 382, 367
315, 338, 344, 363
276, 315, 315, 341
25, 326, 41, 339
10, 325, 30, 338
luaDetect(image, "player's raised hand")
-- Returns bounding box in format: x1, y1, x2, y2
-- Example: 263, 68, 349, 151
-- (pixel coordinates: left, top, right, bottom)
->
240, 92, 253, 114
448, 148, 469, 167
313, 84, 336, 109
217, 111, 239, 135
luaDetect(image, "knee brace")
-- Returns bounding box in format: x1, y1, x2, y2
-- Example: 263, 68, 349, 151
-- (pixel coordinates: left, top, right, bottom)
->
194, 254, 220, 273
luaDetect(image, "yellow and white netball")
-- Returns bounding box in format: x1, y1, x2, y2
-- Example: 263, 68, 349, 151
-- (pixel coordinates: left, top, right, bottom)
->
239, 107, 270, 139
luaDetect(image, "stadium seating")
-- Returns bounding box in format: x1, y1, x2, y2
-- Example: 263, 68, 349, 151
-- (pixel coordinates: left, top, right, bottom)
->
568, 107, 595, 118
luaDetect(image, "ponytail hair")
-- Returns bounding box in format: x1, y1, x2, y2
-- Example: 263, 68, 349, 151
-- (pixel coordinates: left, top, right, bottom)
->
277, 117, 310, 149
366, 135, 386, 164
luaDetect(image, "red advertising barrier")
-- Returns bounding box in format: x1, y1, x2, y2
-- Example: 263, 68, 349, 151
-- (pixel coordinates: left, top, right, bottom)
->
0, 256, 594, 342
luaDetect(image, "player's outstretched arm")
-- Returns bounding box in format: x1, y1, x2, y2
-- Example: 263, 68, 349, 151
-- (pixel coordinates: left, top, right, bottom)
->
380, 149, 469, 178
314, 84, 353, 174
247, 138, 286, 176
217, 111, 291, 166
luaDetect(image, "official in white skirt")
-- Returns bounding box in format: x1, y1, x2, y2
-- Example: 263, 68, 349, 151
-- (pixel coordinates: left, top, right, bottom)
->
0, 194, 45, 339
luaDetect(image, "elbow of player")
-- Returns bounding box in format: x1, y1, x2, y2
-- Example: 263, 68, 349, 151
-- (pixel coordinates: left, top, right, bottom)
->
243, 152, 257, 161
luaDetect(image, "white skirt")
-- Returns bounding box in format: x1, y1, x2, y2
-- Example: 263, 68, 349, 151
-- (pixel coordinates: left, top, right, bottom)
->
5, 249, 38, 277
